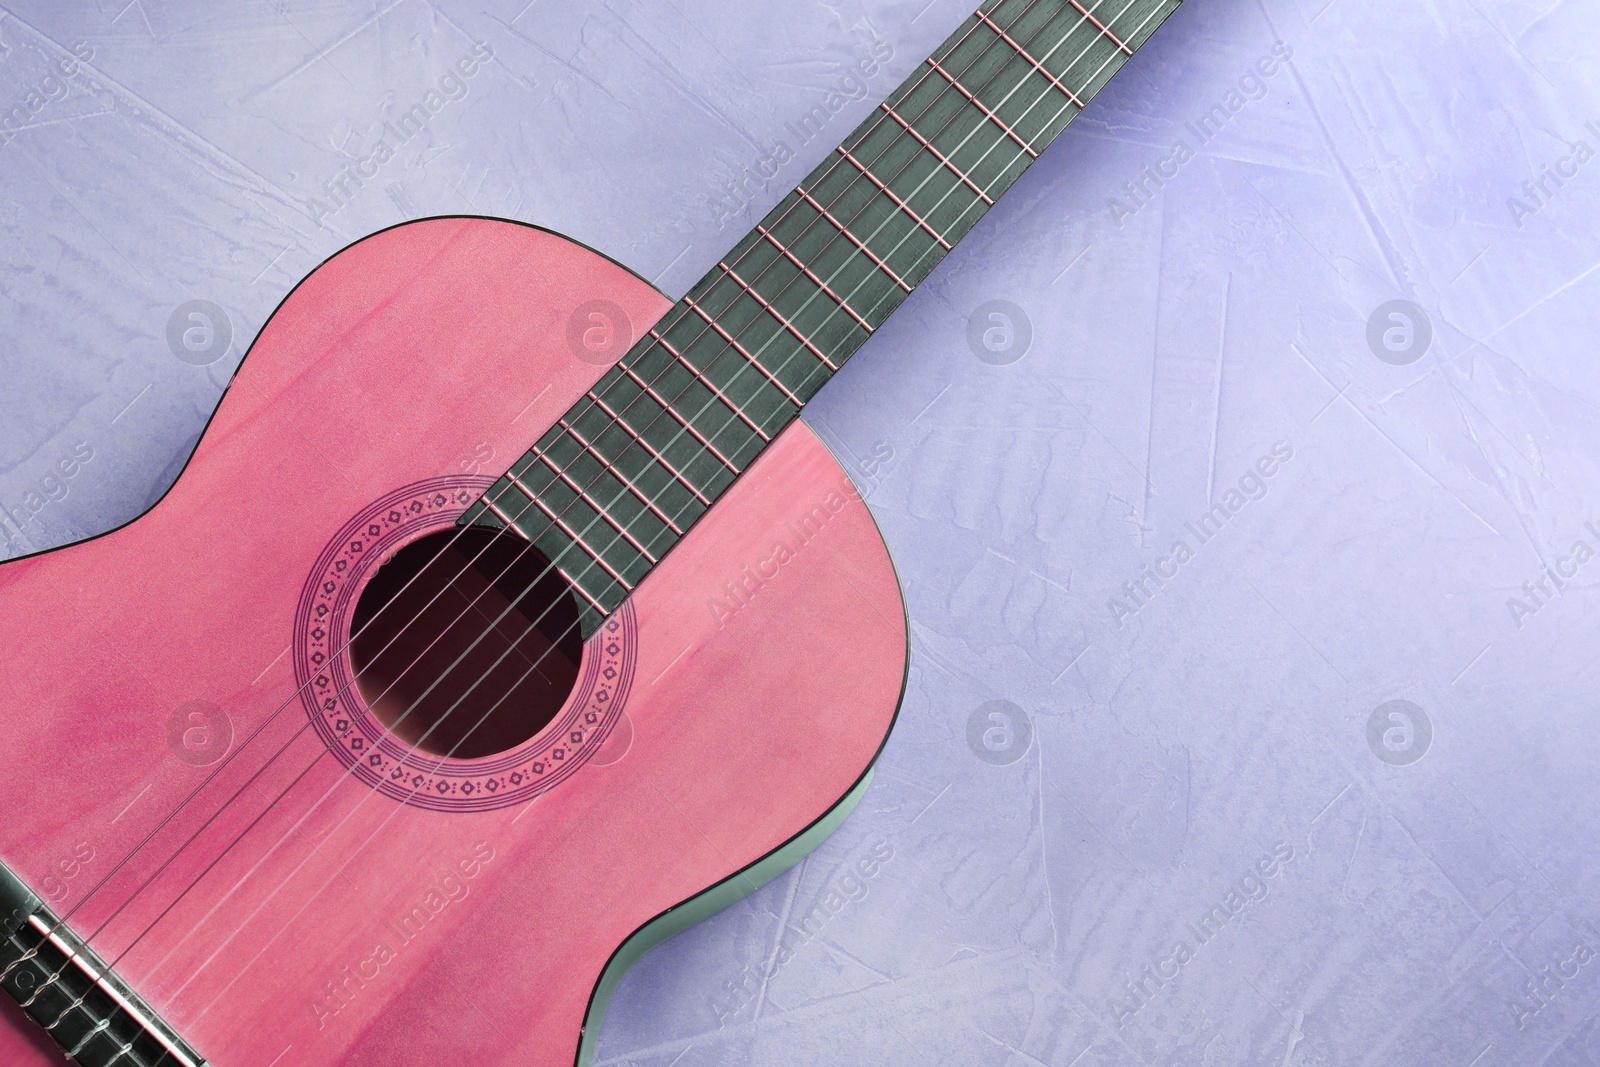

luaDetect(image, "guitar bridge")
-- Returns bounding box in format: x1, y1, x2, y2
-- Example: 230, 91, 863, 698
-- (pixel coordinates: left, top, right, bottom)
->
0, 861, 205, 1066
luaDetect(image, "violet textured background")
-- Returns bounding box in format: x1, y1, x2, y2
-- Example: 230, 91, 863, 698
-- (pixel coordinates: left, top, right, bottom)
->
4, 0, 1600, 1064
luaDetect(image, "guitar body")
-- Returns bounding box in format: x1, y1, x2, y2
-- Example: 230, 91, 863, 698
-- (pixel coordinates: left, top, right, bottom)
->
0, 218, 907, 1065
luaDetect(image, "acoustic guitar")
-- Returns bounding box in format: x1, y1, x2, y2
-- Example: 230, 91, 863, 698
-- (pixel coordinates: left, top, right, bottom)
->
0, 1, 1179, 1063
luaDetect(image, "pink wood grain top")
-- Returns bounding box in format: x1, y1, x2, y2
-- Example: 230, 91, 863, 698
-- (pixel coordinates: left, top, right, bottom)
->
0, 997, 65, 1065
0, 218, 906, 1066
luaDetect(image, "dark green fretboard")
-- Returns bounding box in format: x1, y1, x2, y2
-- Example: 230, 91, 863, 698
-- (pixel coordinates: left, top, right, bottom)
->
462, 0, 1182, 632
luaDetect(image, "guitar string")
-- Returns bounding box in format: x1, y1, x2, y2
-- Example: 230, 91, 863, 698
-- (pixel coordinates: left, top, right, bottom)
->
132, 0, 1154, 1020
15, 0, 1148, 1037
184, 2, 1177, 1043
104, 0, 1079, 993
6, 0, 1053, 1016
18, 1, 1126, 1029
31, 0, 1132, 1023
2, 11, 1018, 1005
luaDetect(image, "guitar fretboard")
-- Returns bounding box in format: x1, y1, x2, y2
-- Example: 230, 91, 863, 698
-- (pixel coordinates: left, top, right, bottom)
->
461, 0, 1181, 632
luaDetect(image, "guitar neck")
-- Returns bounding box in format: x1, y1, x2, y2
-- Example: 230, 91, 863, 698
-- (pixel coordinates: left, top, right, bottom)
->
462, 0, 1182, 631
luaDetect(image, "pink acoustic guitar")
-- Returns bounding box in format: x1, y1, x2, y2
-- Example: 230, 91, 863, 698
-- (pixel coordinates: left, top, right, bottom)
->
0, 2, 1177, 1063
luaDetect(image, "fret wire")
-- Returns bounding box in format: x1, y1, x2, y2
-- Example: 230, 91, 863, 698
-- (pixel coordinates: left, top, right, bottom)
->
615, 362, 744, 476
662, 10, 1013, 388
1042, 0, 1153, 89
928, 0, 1161, 272
794, 185, 914, 293
877, 0, 1147, 288
1067, 0, 1134, 54
645, 327, 774, 443
612, 0, 1045, 441
644, 0, 1150, 577
629, 14, 1029, 455
991, 0, 1154, 153
580, 392, 715, 506
463, 0, 1175, 637
754, 223, 875, 334
504, 472, 637, 592
819, 2, 1021, 242
718, 0, 1123, 395
557, 417, 686, 535
521, 449, 661, 564
607, 0, 1069, 489
876, 100, 996, 206
507, 3, 1040, 574
563, 0, 1088, 591
478, 492, 533, 541
744, 3, 1049, 326
612, 0, 1063, 467
834, 0, 1078, 216
560, 567, 609, 615
925, 56, 1039, 159
834, 147, 953, 251
582, 13, 998, 514
975, 10, 1087, 111
15, 36, 1081, 1020
715, 260, 841, 371
571, 0, 1035, 483
677, 294, 807, 407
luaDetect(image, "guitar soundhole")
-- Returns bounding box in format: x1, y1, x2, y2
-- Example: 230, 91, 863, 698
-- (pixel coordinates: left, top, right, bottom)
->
348, 527, 585, 760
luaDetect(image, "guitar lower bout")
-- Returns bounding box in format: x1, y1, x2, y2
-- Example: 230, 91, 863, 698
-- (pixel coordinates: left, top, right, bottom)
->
0, 217, 908, 1067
